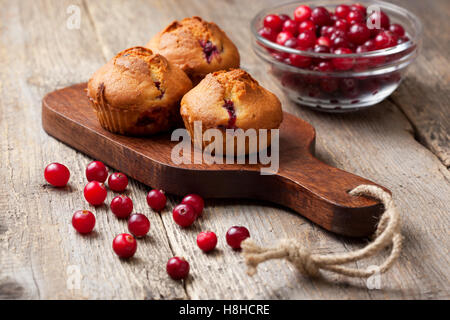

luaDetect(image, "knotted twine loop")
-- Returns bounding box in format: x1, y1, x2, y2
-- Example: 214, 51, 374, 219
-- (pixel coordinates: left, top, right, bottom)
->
241, 185, 402, 278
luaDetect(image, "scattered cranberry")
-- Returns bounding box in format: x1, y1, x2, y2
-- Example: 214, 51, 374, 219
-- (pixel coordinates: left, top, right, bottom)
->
146, 189, 166, 211
85, 161, 108, 183
389, 23, 405, 37
72, 210, 95, 234
44, 163, 70, 187
348, 23, 370, 45
226, 226, 250, 250
128, 213, 150, 237
166, 257, 189, 280
335, 4, 350, 19
332, 47, 354, 71
264, 14, 283, 32
197, 231, 217, 252
172, 204, 196, 227
346, 10, 364, 24
282, 19, 299, 36
181, 194, 204, 217
276, 31, 294, 45
258, 27, 277, 42
298, 20, 315, 33
110, 195, 133, 218
311, 6, 331, 26
112, 233, 137, 258
294, 5, 312, 23
108, 172, 128, 192
84, 181, 107, 206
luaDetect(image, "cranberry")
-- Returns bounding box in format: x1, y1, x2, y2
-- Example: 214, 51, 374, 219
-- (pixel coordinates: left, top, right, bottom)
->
146, 189, 166, 211
389, 23, 405, 37
278, 14, 291, 23
315, 61, 334, 72
311, 7, 331, 26
294, 5, 312, 22
85, 161, 108, 183
128, 213, 150, 237
197, 231, 217, 252
112, 233, 137, 258
335, 4, 350, 19
276, 31, 294, 45
226, 226, 250, 250
84, 181, 107, 206
368, 11, 390, 29
397, 36, 409, 44
320, 78, 339, 93
363, 39, 377, 51
166, 257, 189, 280
348, 23, 370, 45
264, 14, 283, 32
110, 195, 133, 218
72, 210, 95, 234
181, 194, 204, 217
346, 10, 364, 24
284, 38, 299, 48
297, 30, 316, 49
320, 25, 335, 37
298, 20, 315, 33
172, 203, 196, 227
289, 53, 312, 68
272, 52, 288, 61
314, 44, 330, 54
44, 163, 70, 187
316, 36, 331, 47
282, 19, 299, 36
375, 31, 398, 49
108, 172, 128, 192
332, 35, 350, 49
332, 48, 354, 71
350, 3, 366, 14
258, 27, 277, 42
335, 19, 349, 31
340, 78, 360, 98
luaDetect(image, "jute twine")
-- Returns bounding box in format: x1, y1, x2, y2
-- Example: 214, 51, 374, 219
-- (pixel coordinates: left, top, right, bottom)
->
241, 185, 402, 278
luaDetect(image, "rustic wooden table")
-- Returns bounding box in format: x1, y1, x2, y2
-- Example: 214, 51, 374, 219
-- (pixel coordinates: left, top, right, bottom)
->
0, 0, 448, 300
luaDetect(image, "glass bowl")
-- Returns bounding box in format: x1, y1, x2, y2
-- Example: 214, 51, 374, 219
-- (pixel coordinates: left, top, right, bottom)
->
251, 0, 422, 112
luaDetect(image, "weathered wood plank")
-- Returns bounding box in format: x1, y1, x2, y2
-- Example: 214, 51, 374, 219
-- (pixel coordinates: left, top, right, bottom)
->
0, 0, 186, 299
85, 0, 450, 299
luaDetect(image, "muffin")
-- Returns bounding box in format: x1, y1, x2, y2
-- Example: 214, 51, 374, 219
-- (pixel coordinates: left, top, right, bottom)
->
146, 16, 240, 84
180, 69, 283, 155
87, 46, 192, 135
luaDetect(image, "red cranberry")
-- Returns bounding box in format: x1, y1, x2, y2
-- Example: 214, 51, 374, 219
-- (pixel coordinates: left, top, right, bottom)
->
263, 14, 283, 32
110, 195, 133, 218
389, 23, 405, 37
294, 5, 312, 22
166, 257, 189, 280
332, 36, 350, 49
348, 23, 370, 45
397, 36, 409, 44
84, 181, 107, 206
289, 53, 312, 68
311, 7, 331, 26
85, 161, 108, 183
181, 194, 204, 217
363, 39, 377, 51
350, 3, 366, 14
197, 231, 217, 252
272, 52, 288, 61
332, 48, 354, 71
112, 233, 137, 258
276, 31, 294, 45
314, 44, 330, 54
297, 30, 316, 48
284, 38, 299, 48
72, 210, 95, 234
278, 14, 291, 23
346, 10, 364, 24
172, 203, 196, 227
128, 213, 150, 238
335, 18, 349, 31
108, 172, 128, 192
320, 25, 335, 37
368, 11, 390, 29
316, 36, 331, 47
320, 78, 339, 93
375, 31, 398, 49
298, 20, 315, 33
335, 4, 350, 19
226, 226, 250, 250
258, 27, 277, 42
315, 61, 334, 72
340, 78, 360, 98
146, 189, 166, 211
44, 163, 70, 187
282, 19, 299, 36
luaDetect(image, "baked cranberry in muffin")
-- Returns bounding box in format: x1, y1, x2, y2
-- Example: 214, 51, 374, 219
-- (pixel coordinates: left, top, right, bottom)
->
87, 47, 192, 135
180, 69, 282, 155
146, 16, 240, 84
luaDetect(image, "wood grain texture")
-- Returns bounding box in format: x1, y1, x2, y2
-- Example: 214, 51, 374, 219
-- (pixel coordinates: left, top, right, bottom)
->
0, 0, 449, 299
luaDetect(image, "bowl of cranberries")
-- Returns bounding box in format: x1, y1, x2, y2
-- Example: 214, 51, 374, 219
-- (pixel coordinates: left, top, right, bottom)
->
252, 0, 422, 112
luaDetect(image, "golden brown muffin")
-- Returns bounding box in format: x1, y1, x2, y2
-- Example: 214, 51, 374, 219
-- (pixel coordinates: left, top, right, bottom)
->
180, 69, 283, 155
87, 46, 192, 135
146, 16, 240, 84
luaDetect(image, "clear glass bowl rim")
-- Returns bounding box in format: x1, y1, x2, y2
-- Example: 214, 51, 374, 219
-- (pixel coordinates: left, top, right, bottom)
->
250, 0, 423, 58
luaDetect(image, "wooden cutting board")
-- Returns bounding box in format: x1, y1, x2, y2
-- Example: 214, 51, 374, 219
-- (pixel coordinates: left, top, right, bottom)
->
42, 83, 387, 237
